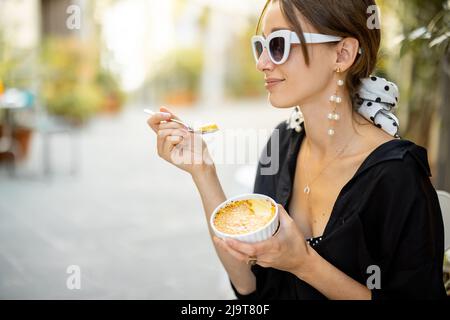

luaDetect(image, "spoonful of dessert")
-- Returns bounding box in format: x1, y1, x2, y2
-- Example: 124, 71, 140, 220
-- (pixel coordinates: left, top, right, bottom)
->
144, 109, 219, 135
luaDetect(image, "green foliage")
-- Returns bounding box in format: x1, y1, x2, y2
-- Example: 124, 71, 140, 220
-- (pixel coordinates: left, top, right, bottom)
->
400, 0, 449, 59
45, 83, 103, 123
96, 68, 126, 106
0, 27, 33, 88
148, 47, 203, 101
40, 38, 101, 124
385, 0, 449, 144
40, 37, 124, 124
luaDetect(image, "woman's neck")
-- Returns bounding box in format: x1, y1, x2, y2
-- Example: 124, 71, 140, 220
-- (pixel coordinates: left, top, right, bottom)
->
300, 93, 360, 160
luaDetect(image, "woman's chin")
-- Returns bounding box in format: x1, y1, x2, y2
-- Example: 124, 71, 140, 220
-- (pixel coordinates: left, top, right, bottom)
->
268, 94, 296, 109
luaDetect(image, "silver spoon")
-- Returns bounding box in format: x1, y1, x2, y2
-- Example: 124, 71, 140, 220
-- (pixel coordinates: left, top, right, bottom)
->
144, 109, 219, 134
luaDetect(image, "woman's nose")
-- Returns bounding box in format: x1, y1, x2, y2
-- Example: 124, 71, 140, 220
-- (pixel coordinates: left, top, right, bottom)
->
256, 48, 275, 72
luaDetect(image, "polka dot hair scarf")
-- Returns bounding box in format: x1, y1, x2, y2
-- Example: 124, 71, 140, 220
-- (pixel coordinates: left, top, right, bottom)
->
287, 76, 401, 138
355, 76, 400, 138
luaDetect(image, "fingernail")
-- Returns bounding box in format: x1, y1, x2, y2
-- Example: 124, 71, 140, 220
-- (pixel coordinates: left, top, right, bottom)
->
160, 112, 171, 118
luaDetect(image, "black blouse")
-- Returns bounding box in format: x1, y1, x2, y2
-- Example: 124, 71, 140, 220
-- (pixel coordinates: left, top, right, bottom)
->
230, 120, 446, 300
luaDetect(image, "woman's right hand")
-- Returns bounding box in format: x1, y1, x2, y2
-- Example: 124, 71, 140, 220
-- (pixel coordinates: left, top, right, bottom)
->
147, 106, 215, 176
148, 108, 255, 295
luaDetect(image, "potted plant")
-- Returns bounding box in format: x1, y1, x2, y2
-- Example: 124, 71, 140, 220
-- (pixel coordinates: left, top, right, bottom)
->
0, 29, 36, 161
40, 38, 107, 125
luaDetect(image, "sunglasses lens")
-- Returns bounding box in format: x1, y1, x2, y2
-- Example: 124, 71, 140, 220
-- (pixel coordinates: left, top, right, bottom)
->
269, 37, 285, 62
254, 41, 263, 60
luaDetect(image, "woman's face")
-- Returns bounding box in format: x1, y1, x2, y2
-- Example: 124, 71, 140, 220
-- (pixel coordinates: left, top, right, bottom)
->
257, 1, 336, 108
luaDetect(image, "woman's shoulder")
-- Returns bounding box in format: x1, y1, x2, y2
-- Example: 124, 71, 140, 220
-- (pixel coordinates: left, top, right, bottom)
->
354, 138, 439, 223
363, 137, 433, 191
353, 118, 430, 178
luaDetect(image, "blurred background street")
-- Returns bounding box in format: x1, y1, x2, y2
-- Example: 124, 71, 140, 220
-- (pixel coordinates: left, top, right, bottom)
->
0, 101, 289, 299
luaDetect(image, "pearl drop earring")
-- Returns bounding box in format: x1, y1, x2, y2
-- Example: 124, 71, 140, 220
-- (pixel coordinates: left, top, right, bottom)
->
328, 67, 343, 136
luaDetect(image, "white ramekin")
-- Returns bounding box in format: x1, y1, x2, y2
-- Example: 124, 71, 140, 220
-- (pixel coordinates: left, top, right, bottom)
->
210, 193, 279, 243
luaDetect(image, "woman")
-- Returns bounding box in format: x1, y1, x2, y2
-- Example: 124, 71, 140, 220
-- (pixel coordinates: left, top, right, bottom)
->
147, 0, 446, 299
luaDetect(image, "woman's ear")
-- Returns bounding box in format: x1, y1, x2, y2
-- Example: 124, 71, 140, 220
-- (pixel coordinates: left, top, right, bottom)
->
335, 37, 360, 71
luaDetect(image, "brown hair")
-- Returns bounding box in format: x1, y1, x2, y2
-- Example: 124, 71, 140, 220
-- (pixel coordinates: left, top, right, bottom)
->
256, 0, 381, 111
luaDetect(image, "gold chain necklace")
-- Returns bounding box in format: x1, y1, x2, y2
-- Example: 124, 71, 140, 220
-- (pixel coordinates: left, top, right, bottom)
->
303, 133, 355, 195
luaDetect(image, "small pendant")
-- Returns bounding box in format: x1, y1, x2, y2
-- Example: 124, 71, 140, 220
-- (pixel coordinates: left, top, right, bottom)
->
304, 185, 310, 194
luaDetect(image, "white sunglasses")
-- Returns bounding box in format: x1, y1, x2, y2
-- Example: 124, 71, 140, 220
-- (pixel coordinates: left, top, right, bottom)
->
252, 29, 359, 65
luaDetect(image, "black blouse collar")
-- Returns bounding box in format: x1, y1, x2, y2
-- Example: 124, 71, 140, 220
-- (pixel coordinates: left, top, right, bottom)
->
286, 120, 432, 180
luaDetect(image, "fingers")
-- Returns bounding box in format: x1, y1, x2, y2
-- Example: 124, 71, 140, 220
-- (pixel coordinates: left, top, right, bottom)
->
275, 204, 305, 240
162, 137, 181, 160
277, 204, 289, 217
167, 136, 183, 143
278, 204, 294, 227
159, 106, 180, 120
157, 129, 186, 152
213, 237, 249, 263
158, 121, 186, 131
214, 237, 273, 268
224, 238, 274, 257
158, 128, 188, 139
157, 128, 187, 157
146, 106, 184, 133
147, 111, 172, 133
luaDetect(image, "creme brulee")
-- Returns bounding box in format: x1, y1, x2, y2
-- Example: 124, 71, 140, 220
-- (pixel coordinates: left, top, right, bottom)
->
213, 198, 276, 235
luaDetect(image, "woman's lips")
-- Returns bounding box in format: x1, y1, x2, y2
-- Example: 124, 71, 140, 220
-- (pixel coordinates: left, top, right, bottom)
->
264, 79, 285, 89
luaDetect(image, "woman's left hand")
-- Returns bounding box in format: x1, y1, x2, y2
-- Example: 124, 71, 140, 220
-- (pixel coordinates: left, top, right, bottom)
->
214, 204, 312, 275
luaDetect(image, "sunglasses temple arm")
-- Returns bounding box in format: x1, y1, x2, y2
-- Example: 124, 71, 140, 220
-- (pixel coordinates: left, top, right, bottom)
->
290, 32, 343, 44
